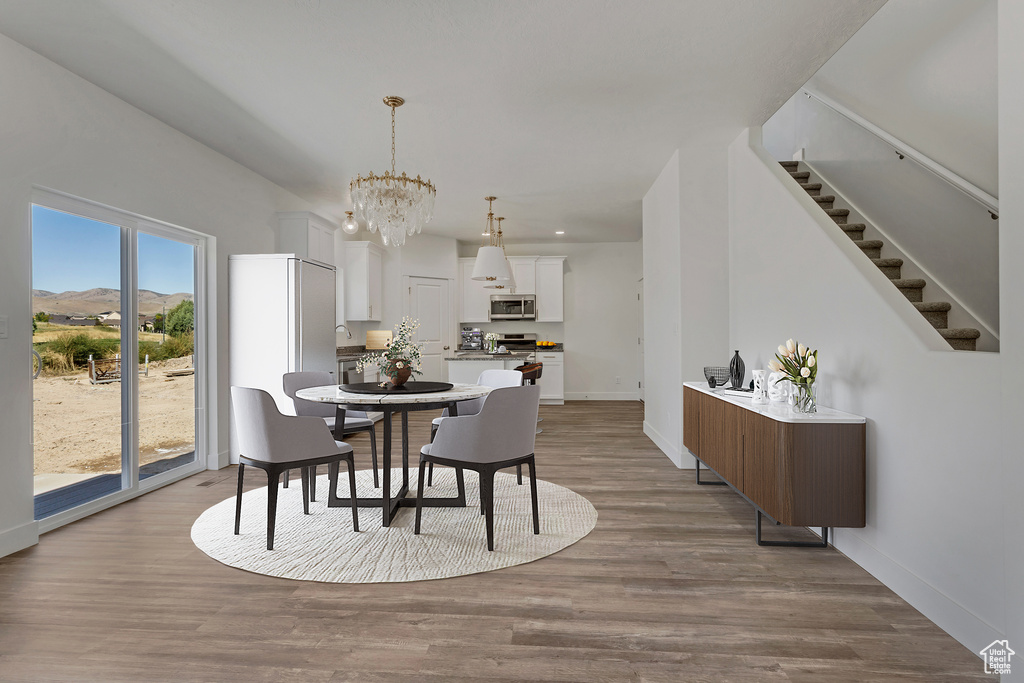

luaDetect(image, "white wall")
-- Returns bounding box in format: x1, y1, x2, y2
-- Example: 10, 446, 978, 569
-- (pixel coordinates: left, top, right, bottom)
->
808, 0, 997, 196
998, 1, 1024, 678
730, 128, 1008, 654
642, 153, 683, 463
455, 240, 643, 400
0, 34, 312, 556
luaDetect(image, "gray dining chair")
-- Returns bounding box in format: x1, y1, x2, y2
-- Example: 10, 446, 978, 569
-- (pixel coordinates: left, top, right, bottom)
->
415, 384, 541, 551
283, 371, 380, 492
231, 386, 359, 550
427, 368, 523, 487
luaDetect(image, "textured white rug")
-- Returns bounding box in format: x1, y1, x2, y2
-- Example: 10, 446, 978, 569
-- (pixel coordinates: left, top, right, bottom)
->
191, 467, 597, 583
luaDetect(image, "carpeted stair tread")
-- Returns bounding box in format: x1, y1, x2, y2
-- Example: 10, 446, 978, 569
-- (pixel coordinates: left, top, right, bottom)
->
939, 328, 981, 339
800, 182, 822, 193
825, 208, 850, 217
813, 195, 836, 203
914, 302, 952, 312
892, 279, 926, 288
872, 258, 904, 267
854, 240, 883, 248
841, 223, 866, 234
779, 161, 800, 169
789, 171, 810, 181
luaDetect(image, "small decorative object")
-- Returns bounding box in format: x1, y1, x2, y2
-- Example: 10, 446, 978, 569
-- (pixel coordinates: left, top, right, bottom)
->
356, 317, 424, 388
484, 332, 500, 353
729, 350, 745, 388
703, 366, 729, 388
752, 369, 767, 404
768, 338, 818, 413
767, 371, 788, 402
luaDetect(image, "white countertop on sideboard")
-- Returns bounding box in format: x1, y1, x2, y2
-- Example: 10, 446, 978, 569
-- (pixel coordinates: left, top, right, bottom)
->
684, 381, 866, 424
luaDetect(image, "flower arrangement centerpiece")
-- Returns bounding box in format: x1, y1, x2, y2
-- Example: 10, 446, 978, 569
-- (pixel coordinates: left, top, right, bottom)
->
484, 332, 499, 353
768, 338, 818, 413
356, 317, 424, 388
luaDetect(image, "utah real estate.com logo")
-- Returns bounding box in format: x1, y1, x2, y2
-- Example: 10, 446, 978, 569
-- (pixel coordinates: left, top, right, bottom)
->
980, 639, 1014, 676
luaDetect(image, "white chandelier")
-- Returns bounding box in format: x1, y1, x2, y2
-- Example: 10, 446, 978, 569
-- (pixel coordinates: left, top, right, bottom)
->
350, 96, 436, 247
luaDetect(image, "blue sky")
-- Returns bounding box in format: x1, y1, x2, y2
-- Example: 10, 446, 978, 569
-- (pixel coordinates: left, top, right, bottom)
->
32, 205, 194, 294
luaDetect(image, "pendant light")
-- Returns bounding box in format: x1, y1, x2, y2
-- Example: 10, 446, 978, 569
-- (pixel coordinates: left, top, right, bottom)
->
484, 217, 516, 290
341, 211, 359, 235
471, 197, 512, 285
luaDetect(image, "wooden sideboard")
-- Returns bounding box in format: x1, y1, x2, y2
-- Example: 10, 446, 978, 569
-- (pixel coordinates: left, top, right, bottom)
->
683, 382, 866, 547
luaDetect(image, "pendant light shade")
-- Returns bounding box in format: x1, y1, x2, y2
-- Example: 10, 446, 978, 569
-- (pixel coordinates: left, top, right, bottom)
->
472, 245, 512, 282
341, 211, 359, 235
483, 216, 515, 289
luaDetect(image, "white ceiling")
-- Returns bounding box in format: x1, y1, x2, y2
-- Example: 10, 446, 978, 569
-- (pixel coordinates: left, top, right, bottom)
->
0, 0, 884, 244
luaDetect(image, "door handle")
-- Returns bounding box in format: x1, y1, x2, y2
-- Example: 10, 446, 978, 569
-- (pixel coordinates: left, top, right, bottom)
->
443, 345, 450, 350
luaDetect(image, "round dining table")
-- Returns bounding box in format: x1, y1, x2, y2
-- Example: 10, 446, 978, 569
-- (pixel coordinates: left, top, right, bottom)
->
295, 382, 492, 527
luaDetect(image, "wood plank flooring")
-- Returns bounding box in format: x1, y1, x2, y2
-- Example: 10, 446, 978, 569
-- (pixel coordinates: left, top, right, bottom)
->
0, 401, 993, 681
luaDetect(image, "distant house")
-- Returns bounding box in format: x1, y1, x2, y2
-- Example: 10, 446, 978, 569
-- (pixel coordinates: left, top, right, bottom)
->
47, 314, 98, 327
98, 311, 121, 327
138, 315, 155, 331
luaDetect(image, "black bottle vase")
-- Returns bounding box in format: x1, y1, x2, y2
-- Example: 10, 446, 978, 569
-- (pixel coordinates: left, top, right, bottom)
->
729, 350, 745, 388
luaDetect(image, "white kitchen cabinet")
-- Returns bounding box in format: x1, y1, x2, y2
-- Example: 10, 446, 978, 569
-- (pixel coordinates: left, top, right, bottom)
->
277, 211, 338, 266
535, 257, 566, 322
536, 351, 564, 404
508, 257, 537, 295
344, 241, 383, 321
459, 257, 491, 323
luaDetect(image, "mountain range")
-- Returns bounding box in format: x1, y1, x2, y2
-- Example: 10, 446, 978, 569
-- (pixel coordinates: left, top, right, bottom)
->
33, 288, 193, 317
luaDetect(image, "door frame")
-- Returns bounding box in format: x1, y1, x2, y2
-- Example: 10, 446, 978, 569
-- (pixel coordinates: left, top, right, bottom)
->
31, 187, 210, 534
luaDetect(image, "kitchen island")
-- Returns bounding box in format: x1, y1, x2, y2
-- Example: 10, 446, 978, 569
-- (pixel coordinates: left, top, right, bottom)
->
444, 352, 534, 385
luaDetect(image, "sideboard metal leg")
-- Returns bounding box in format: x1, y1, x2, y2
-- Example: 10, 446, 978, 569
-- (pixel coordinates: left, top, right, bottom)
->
695, 459, 727, 486
755, 509, 829, 548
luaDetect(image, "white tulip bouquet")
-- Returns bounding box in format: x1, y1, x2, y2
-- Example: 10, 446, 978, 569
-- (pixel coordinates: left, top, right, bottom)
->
768, 338, 818, 413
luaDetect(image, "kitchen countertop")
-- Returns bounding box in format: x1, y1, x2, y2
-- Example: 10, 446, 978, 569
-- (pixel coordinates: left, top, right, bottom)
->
444, 351, 535, 361
337, 345, 366, 362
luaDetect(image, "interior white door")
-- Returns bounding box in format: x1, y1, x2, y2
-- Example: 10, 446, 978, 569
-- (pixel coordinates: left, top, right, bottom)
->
407, 276, 450, 382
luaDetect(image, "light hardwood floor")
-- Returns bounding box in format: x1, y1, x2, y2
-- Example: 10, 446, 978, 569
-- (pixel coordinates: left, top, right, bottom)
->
0, 401, 994, 681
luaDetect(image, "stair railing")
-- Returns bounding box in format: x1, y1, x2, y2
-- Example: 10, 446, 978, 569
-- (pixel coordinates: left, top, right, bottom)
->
801, 87, 998, 219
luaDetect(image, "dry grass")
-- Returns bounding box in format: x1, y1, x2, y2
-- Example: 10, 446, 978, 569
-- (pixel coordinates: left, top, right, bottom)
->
34, 323, 163, 343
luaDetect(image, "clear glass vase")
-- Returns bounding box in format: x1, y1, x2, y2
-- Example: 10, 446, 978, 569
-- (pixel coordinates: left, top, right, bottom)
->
791, 381, 817, 414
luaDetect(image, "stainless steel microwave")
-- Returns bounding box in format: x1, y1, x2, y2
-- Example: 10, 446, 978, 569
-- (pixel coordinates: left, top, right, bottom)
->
489, 294, 536, 320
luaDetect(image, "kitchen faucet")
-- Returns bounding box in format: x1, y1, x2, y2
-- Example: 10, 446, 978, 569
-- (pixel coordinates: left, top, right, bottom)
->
335, 323, 352, 339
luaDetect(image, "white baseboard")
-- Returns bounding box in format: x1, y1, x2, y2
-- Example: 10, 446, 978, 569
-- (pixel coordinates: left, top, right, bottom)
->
0, 520, 39, 559
833, 529, 999, 656
642, 421, 694, 469
564, 392, 640, 401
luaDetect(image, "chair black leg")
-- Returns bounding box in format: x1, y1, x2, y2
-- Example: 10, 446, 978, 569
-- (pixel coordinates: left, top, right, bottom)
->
308, 465, 317, 502
300, 466, 310, 515
345, 456, 359, 532
455, 466, 466, 504
266, 470, 280, 551
282, 468, 289, 488
414, 457, 427, 535
482, 469, 495, 551
516, 464, 522, 485
528, 457, 540, 535
369, 426, 379, 488
427, 461, 434, 487
480, 481, 486, 515
234, 463, 245, 535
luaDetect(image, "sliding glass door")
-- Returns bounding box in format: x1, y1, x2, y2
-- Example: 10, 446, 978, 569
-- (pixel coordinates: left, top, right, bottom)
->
31, 193, 206, 525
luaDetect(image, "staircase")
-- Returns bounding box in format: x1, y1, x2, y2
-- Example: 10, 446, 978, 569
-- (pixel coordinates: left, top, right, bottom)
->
780, 161, 982, 351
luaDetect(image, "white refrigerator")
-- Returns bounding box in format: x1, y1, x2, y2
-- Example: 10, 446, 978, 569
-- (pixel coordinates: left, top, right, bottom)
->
229, 254, 337, 460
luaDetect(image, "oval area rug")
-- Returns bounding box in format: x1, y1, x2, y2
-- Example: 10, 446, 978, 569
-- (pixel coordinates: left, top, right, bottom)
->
191, 467, 597, 583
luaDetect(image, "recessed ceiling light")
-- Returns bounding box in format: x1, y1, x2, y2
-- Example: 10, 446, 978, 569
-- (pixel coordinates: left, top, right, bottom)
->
555, 231, 565, 235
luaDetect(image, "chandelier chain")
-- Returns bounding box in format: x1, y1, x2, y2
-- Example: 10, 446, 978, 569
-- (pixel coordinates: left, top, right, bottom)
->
391, 103, 397, 176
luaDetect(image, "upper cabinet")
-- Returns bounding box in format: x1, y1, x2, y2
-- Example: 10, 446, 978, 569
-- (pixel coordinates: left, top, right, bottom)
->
508, 257, 537, 295
535, 257, 566, 322
277, 211, 337, 266
459, 257, 491, 323
458, 254, 566, 323
345, 241, 383, 321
